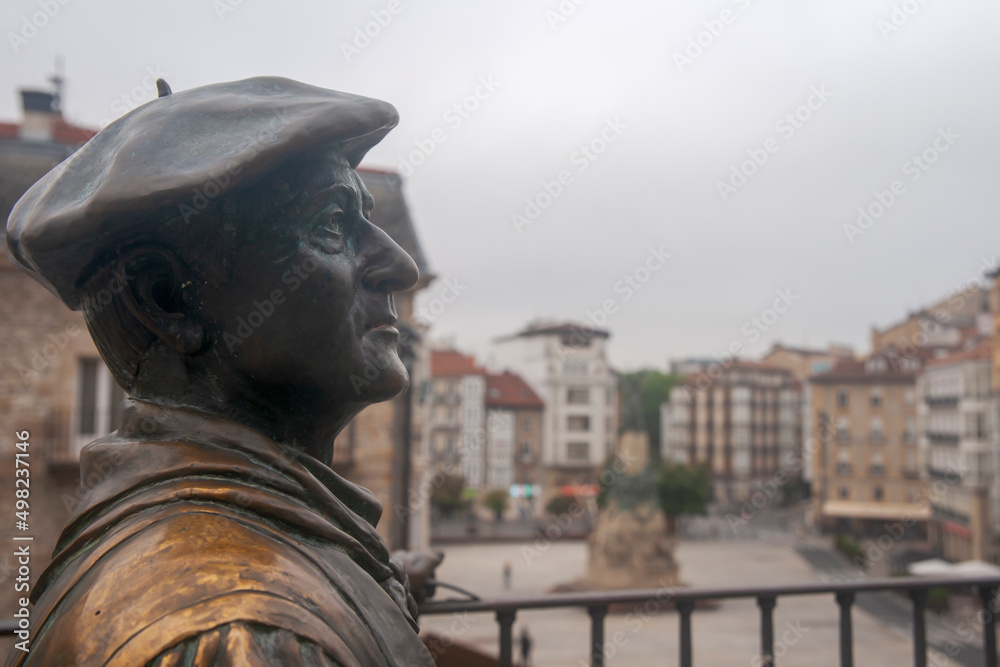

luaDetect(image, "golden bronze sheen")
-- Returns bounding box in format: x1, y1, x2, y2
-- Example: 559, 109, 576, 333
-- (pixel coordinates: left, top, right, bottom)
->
5, 78, 435, 666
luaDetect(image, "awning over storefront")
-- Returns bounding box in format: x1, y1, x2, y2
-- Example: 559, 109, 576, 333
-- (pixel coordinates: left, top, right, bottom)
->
909, 559, 1000, 577
821, 500, 931, 522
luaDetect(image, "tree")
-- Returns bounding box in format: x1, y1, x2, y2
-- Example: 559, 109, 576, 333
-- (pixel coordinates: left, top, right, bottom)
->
657, 461, 711, 534
482, 488, 509, 522
545, 494, 578, 517
619, 369, 684, 461
430, 473, 470, 518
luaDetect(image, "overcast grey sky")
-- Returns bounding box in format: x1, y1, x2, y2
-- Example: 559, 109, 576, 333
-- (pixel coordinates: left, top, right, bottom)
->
3, 0, 998, 371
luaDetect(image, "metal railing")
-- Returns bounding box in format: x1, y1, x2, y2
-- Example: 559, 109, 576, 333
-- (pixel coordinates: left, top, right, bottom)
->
5, 576, 997, 665
420, 575, 1000, 667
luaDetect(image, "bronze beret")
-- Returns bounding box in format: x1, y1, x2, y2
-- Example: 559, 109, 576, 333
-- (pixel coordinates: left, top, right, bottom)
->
6, 76, 398, 309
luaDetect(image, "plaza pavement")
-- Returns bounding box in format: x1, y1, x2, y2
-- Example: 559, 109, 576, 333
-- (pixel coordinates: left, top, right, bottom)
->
419, 535, 944, 666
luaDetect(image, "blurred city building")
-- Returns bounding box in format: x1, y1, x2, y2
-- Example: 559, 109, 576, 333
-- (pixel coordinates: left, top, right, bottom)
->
427, 348, 488, 487
491, 321, 619, 512
761, 342, 855, 381
871, 285, 989, 353
484, 371, 544, 517
810, 350, 929, 536
917, 339, 994, 561
663, 361, 798, 503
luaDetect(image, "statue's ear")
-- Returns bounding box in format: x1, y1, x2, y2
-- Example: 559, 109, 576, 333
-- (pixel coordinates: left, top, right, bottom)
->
117, 246, 205, 355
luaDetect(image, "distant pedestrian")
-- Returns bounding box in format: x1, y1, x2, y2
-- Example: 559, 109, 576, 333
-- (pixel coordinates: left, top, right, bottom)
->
503, 561, 512, 590
520, 627, 532, 666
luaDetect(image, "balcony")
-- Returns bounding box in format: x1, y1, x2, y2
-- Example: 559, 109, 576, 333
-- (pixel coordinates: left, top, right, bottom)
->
925, 395, 959, 408
419, 576, 1000, 667
927, 432, 960, 446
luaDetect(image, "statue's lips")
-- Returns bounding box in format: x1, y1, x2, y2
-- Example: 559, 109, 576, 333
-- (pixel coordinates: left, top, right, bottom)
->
365, 324, 399, 341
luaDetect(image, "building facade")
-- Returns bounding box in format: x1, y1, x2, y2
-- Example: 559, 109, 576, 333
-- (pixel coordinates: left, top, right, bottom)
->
917, 340, 993, 561
809, 352, 929, 535
664, 361, 798, 504
491, 322, 618, 510
484, 371, 544, 516
427, 349, 487, 487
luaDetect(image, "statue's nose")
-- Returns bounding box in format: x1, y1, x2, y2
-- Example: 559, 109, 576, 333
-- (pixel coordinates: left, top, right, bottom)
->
361, 225, 419, 293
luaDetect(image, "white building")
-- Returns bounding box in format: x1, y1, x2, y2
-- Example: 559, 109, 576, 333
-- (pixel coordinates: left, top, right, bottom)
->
428, 349, 487, 488
491, 322, 618, 504
917, 339, 994, 560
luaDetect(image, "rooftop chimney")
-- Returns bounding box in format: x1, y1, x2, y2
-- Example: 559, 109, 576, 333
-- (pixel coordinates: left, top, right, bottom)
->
19, 89, 59, 142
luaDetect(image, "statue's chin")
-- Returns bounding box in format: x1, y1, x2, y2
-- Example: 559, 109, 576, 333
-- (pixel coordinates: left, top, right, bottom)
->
354, 360, 409, 404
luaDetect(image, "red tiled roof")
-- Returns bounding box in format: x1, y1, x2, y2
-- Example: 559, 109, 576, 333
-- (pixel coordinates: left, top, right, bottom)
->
0, 119, 96, 145
430, 350, 485, 377
52, 118, 96, 145
485, 371, 543, 409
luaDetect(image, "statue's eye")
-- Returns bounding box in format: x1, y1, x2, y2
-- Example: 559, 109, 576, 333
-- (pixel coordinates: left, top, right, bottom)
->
321, 208, 344, 238
311, 205, 346, 253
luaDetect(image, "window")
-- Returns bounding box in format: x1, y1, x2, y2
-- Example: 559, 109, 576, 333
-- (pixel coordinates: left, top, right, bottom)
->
519, 442, 533, 461
837, 389, 849, 408
865, 357, 887, 373
75, 357, 125, 457
870, 417, 883, 444
873, 485, 884, 501
870, 450, 885, 476
837, 449, 850, 475
904, 418, 916, 443
567, 442, 589, 461
836, 416, 850, 443
870, 389, 882, 408
812, 361, 832, 374
522, 417, 532, 433
565, 361, 588, 376
567, 416, 590, 431
567, 387, 590, 404
839, 487, 849, 499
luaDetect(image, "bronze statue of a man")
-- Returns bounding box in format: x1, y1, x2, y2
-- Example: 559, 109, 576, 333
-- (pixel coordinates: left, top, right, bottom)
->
5, 77, 436, 666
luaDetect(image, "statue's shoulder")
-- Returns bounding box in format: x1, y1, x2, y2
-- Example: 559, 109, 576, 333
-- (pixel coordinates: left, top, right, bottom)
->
18, 509, 385, 666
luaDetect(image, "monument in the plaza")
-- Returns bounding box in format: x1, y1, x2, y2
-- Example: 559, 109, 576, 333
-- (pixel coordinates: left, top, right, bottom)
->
563, 377, 681, 592
5, 78, 437, 666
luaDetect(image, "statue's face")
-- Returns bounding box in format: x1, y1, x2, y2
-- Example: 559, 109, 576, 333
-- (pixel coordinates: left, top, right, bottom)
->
197, 150, 418, 410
